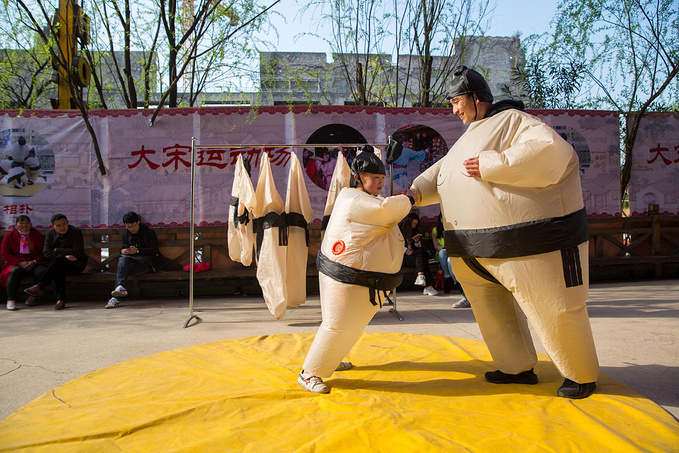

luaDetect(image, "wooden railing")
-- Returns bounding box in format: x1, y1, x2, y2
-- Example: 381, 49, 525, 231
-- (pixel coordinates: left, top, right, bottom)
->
588, 215, 679, 279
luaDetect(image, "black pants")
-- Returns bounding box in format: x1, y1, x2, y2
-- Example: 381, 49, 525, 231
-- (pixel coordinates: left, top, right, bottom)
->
6, 265, 47, 301
37, 256, 83, 300
402, 247, 434, 286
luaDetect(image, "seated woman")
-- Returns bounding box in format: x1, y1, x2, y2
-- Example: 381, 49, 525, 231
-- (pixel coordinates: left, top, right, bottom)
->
0, 215, 48, 311
431, 214, 469, 307
399, 212, 437, 296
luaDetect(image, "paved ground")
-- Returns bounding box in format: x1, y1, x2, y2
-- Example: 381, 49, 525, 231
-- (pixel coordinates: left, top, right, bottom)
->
1, 279, 678, 422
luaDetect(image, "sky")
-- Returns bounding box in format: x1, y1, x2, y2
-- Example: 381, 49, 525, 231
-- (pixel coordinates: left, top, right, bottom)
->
259, 0, 561, 56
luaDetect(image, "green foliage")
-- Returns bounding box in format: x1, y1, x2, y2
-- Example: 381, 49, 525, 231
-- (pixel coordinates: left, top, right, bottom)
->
535, 0, 679, 204
547, 0, 678, 113
503, 54, 585, 109
0, 2, 53, 108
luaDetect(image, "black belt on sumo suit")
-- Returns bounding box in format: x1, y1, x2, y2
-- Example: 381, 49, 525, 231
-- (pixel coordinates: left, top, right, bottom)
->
252, 211, 310, 261
444, 208, 589, 288
316, 250, 403, 307
230, 196, 250, 227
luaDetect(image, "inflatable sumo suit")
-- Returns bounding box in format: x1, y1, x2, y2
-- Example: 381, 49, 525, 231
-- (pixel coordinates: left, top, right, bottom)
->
302, 146, 413, 378
410, 68, 599, 384
284, 152, 313, 308
228, 154, 255, 266
247, 153, 288, 319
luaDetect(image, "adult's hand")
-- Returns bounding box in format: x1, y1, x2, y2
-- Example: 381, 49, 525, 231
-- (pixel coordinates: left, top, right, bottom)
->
19, 260, 36, 271
463, 157, 481, 178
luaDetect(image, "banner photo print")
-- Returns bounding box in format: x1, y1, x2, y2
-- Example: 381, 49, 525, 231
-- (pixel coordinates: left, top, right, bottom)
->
1, 106, 622, 229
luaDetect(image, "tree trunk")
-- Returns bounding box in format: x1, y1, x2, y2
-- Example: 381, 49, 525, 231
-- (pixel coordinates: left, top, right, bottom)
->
356, 62, 366, 105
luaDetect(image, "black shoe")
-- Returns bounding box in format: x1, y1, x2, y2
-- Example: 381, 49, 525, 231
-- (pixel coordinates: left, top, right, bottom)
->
557, 378, 596, 399
485, 368, 538, 385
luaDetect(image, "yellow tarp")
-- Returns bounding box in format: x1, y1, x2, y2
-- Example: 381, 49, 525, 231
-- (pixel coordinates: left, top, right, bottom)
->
1, 333, 677, 452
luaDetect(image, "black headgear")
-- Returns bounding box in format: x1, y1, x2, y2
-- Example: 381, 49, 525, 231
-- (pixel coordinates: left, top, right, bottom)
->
350, 144, 385, 188
446, 66, 493, 103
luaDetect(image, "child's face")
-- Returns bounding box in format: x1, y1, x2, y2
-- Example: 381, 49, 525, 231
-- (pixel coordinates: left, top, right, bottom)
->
358, 172, 384, 196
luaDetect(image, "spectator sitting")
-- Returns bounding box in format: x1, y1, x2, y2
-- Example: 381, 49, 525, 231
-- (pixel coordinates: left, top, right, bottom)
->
399, 211, 438, 296
24, 214, 87, 310
105, 211, 162, 309
1, 215, 48, 311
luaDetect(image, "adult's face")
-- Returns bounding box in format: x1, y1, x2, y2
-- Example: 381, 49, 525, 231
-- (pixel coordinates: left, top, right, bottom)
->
15, 218, 31, 234
52, 218, 69, 235
450, 94, 478, 125
125, 221, 140, 234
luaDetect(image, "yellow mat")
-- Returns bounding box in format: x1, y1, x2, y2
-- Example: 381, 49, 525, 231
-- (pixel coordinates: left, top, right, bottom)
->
1, 333, 677, 452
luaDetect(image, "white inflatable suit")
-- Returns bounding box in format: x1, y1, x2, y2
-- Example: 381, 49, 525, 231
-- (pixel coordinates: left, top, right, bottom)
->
410, 106, 599, 385
302, 188, 412, 378
247, 153, 288, 319
228, 154, 255, 266
284, 152, 313, 308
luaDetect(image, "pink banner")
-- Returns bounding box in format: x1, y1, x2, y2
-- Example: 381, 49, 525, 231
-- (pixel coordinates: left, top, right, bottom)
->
629, 112, 679, 216
0, 106, 621, 229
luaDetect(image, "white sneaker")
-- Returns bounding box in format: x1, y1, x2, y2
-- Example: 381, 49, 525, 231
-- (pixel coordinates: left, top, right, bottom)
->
6, 300, 17, 311
414, 274, 426, 286
298, 371, 329, 393
453, 298, 471, 308
111, 286, 128, 298
105, 297, 120, 309
335, 361, 353, 371
423, 285, 438, 296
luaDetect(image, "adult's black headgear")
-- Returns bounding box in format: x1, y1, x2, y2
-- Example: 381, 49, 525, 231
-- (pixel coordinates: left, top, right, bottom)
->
350, 144, 385, 188
446, 66, 493, 103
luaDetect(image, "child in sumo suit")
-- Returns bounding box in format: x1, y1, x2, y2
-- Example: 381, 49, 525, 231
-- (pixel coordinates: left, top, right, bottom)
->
298, 146, 414, 393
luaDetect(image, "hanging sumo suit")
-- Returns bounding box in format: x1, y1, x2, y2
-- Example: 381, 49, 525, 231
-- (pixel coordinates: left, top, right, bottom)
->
302, 146, 413, 378
248, 152, 288, 319
410, 68, 599, 385
321, 151, 351, 238
284, 152, 313, 308
228, 154, 255, 266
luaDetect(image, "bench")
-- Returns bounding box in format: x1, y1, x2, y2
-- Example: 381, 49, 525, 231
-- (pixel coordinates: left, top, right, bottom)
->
1, 226, 264, 302
3, 215, 677, 303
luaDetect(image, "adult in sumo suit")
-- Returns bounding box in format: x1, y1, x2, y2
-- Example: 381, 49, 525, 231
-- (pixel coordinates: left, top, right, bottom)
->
407, 66, 599, 399
298, 145, 414, 393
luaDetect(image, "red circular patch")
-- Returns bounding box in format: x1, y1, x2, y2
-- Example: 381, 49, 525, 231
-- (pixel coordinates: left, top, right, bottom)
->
331, 240, 346, 255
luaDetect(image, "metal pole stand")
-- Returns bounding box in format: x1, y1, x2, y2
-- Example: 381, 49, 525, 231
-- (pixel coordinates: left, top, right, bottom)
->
388, 160, 403, 321
387, 288, 403, 321
184, 137, 202, 328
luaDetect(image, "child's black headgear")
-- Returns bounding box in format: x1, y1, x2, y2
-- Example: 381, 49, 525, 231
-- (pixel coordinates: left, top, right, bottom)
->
350, 144, 385, 187
446, 66, 493, 103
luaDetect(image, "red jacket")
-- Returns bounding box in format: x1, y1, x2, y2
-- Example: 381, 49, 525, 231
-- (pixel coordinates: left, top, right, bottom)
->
0, 229, 47, 286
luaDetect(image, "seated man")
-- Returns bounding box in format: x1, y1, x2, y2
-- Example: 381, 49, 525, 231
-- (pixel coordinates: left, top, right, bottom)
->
25, 214, 87, 310
105, 212, 161, 309
399, 212, 438, 296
